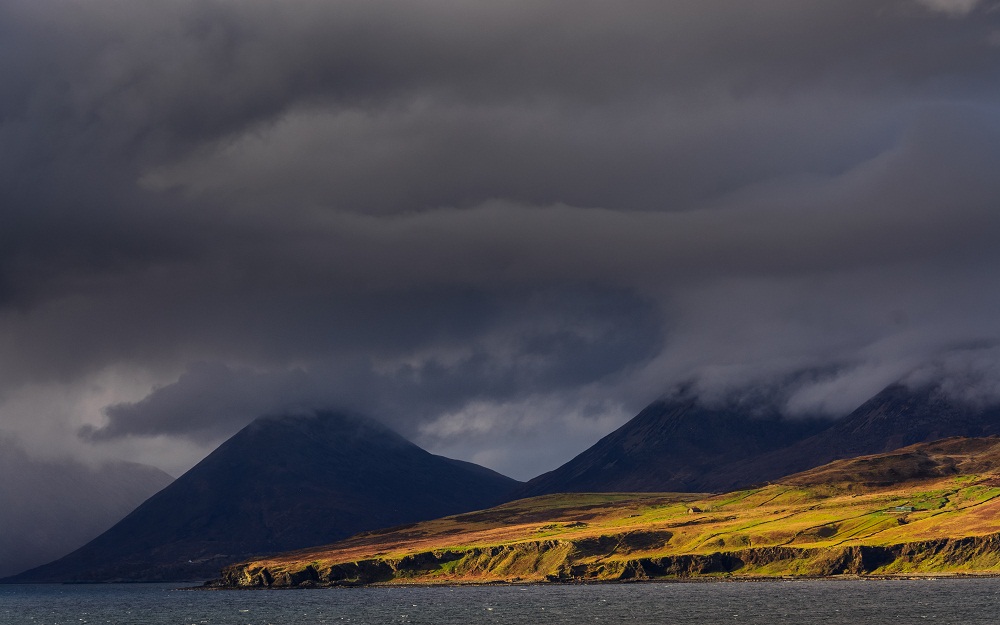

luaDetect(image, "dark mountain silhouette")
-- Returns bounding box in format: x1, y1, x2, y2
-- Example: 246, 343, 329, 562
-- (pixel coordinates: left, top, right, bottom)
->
0, 439, 173, 578
4, 412, 519, 583
518, 383, 1000, 496
712, 383, 1000, 491
515, 399, 832, 497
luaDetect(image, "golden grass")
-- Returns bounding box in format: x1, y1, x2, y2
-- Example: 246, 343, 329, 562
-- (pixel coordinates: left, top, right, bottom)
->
231, 437, 1000, 584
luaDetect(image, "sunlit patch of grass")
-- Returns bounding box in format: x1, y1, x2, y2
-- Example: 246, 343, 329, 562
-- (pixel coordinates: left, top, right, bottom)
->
226, 439, 1000, 585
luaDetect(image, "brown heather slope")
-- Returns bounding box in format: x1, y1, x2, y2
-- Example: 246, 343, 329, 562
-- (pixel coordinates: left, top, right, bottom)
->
213, 437, 1000, 587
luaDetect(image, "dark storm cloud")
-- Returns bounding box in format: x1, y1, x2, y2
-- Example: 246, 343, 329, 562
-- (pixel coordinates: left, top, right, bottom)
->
2, 0, 1000, 477
83, 286, 665, 444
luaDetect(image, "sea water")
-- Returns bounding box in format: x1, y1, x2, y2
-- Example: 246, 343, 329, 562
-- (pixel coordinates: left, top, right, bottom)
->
2, 579, 999, 624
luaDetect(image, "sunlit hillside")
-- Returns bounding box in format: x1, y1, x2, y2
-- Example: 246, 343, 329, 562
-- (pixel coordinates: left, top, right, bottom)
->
216, 437, 1000, 586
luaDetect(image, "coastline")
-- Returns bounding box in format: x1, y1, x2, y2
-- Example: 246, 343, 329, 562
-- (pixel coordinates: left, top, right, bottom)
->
199, 570, 1000, 590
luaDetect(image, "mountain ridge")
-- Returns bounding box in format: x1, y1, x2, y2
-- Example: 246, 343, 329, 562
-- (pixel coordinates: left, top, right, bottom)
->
515, 399, 832, 496
520, 382, 1000, 496
712, 383, 1000, 491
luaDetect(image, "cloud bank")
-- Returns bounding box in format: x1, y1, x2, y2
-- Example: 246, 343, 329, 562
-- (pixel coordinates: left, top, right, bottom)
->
2, 0, 1000, 478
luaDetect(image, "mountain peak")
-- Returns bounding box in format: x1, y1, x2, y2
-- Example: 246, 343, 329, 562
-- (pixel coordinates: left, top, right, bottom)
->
5, 410, 519, 583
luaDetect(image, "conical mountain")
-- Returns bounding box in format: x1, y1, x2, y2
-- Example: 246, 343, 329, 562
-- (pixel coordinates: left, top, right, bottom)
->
4, 411, 519, 582
515, 398, 831, 497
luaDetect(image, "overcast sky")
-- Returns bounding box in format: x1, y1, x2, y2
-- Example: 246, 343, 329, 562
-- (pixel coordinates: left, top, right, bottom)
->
2, 0, 1000, 480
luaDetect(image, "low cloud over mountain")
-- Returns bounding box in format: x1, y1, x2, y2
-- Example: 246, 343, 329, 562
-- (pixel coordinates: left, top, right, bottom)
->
2, 0, 1000, 479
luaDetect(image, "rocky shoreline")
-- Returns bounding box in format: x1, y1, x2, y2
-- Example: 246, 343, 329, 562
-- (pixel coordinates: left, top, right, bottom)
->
209, 532, 1000, 588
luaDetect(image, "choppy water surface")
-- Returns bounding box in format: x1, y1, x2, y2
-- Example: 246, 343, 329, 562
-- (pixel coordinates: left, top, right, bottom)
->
2, 579, 999, 625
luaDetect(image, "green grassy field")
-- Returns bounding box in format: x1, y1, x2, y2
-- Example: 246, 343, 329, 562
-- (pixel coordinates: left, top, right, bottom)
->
217, 437, 1000, 586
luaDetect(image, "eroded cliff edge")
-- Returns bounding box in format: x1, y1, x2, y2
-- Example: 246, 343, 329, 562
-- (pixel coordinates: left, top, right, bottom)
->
212, 532, 1000, 587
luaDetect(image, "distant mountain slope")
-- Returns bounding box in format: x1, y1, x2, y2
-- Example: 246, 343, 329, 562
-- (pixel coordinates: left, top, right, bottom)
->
519, 383, 1000, 496
4, 412, 520, 583
0, 439, 173, 578
214, 437, 1000, 586
515, 399, 831, 496
714, 383, 1000, 491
